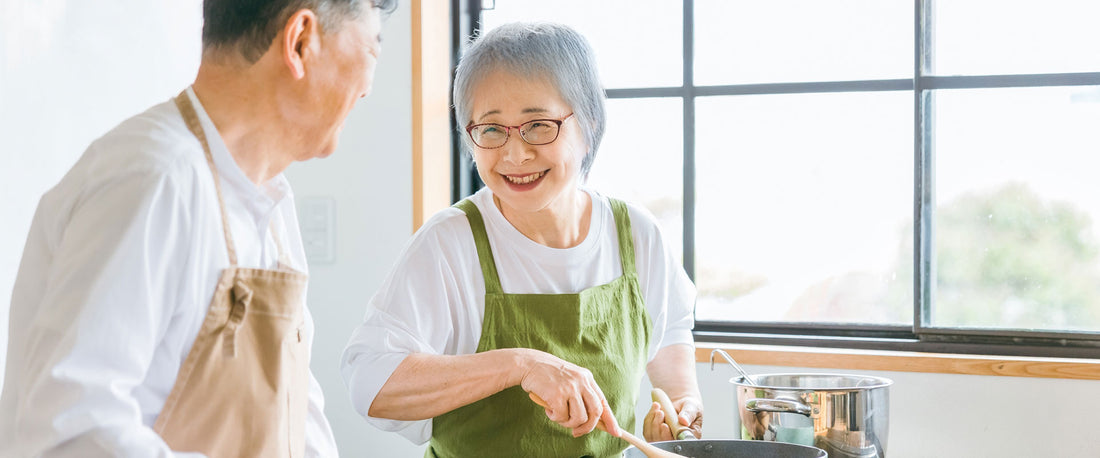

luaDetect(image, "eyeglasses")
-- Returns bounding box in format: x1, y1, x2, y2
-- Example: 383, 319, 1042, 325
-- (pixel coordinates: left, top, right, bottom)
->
465, 113, 574, 149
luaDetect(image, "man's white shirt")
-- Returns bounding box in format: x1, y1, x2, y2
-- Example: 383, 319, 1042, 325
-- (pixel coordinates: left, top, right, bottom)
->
0, 88, 336, 458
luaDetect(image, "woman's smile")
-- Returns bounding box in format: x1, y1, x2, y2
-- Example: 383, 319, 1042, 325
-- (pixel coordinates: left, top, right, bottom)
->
501, 169, 549, 189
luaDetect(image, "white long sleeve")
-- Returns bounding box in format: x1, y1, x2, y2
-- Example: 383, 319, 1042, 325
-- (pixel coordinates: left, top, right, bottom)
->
2, 149, 204, 458
1, 89, 336, 457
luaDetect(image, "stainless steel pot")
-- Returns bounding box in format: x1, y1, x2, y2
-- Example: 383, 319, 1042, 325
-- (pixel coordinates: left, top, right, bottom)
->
624, 439, 827, 458
733, 373, 892, 458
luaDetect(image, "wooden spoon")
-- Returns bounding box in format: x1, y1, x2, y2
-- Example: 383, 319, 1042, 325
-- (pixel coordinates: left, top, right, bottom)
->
527, 392, 685, 458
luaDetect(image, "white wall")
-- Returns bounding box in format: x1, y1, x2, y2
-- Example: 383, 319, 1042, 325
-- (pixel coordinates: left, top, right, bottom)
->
3, 2, 1097, 458
0, 0, 204, 392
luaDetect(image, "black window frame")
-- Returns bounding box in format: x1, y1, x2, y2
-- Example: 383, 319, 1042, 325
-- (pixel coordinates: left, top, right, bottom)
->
451, 0, 1100, 359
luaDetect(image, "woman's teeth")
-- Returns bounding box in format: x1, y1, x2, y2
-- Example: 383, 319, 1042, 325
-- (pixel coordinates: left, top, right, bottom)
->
505, 171, 545, 184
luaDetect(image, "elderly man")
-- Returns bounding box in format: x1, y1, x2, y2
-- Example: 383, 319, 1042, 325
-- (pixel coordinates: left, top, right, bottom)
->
1, 0, 395, 456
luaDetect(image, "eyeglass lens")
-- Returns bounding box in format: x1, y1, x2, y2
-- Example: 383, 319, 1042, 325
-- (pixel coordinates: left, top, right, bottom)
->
470, 119, 560, 148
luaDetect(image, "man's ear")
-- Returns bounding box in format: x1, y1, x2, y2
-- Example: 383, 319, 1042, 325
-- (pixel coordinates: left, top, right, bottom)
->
281, 9, 320, 80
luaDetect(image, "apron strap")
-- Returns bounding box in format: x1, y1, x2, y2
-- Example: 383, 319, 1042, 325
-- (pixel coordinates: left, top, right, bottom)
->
173, 90, 239, 267
267, 215, 294, 269
608, 198, 638, 277
457, 196, 639, 293
454, 199, 503, 295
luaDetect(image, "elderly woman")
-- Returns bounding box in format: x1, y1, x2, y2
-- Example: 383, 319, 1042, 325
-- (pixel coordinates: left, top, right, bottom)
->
341, 22, 701, 457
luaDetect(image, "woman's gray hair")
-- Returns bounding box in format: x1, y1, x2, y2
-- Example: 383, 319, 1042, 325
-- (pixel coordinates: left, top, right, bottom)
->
453, 22, 606, 179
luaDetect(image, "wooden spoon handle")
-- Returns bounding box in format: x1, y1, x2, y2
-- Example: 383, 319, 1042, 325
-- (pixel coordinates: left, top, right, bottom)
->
526, 392, 683, 458
651, 388, 694, 440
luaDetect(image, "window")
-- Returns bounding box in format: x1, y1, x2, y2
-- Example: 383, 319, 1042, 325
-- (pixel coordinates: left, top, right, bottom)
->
453, 0, 1100, 358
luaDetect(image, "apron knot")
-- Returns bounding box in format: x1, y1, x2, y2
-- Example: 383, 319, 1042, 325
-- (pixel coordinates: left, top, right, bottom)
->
224, 280, 253, 357
232, 280, 254, 307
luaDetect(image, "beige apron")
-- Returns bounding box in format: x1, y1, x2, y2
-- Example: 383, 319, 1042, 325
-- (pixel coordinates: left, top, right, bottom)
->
152, 90, 310, 458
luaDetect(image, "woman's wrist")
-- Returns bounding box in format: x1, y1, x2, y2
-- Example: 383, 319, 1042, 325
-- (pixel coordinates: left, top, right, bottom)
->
498, 347, 533, 390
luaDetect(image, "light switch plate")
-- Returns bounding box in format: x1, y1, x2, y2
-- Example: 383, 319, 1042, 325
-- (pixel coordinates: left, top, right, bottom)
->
298, 196, 336, 265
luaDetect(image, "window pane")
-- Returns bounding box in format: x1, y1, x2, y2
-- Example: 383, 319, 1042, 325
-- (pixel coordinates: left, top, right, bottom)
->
480, 1, 682, 89
933, 1, 1100, 76
587, 98, 684, 261
694, 0, 912, 85
695, 92, 913, 324
934, 86, 1100, 332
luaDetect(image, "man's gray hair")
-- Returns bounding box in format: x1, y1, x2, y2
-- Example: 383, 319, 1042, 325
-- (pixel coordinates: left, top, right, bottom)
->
453, 22, 606, 179
203, 0, 397, 63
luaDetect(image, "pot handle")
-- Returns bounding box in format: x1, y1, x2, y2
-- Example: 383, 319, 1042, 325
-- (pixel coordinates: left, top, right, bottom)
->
745, 398, 813, 416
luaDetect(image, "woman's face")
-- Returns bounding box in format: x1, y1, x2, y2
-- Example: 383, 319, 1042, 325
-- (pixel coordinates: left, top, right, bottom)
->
468, 70, 587, 216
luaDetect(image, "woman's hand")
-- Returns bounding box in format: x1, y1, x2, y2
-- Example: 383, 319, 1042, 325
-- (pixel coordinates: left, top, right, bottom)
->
517, 348, 621, 438
644, 344, 704, 442
641, 395, 703, 442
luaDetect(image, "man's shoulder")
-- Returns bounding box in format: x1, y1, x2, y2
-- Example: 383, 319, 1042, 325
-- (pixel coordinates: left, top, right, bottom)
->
89, 98, 202, 172
41, 99, 208, 208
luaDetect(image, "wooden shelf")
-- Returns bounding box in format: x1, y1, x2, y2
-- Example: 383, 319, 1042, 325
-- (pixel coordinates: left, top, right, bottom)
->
696, 342, 1100, 380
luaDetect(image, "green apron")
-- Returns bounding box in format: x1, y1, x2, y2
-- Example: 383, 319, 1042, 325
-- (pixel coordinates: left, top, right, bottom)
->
428, 197, 652, 458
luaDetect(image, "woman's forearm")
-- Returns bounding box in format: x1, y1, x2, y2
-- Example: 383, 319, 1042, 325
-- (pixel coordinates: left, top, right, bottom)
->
647, 343, 701, 401
369, 349, 526, 420
369, 346, 618, 439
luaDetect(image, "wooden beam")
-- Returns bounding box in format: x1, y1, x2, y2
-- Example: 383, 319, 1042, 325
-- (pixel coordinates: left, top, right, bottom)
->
411, 0, 452, 232
697, 343, 1100, 381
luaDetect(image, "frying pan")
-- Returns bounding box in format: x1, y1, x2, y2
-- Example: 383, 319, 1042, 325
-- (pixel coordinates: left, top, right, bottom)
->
623, 439, 828, 457
623, 389, 828, 458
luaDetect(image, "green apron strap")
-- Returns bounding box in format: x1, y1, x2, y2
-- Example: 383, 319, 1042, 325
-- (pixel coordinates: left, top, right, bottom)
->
608, 198, 638, 277
454, 199, 503, 295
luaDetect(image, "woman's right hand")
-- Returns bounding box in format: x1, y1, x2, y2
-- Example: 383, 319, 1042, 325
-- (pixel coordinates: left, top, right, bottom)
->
516, 348, 621, 438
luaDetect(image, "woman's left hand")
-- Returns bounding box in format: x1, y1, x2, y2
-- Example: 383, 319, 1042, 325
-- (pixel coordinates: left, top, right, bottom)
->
641, 395, 703, 442
644, 344, 704, 442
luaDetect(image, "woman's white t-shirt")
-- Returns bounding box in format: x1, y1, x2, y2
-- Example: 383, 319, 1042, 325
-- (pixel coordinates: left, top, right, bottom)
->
341, 187, 696, 444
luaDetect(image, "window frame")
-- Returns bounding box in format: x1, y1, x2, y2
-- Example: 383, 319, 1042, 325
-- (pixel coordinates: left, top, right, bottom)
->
453, 0, 1100, 359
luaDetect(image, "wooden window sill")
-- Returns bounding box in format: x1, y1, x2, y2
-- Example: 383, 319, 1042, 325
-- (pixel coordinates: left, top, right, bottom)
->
696, 342, 1100, 381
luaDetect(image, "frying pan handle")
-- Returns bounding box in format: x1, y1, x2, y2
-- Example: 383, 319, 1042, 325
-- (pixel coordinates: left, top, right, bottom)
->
745, 398, 813, 416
